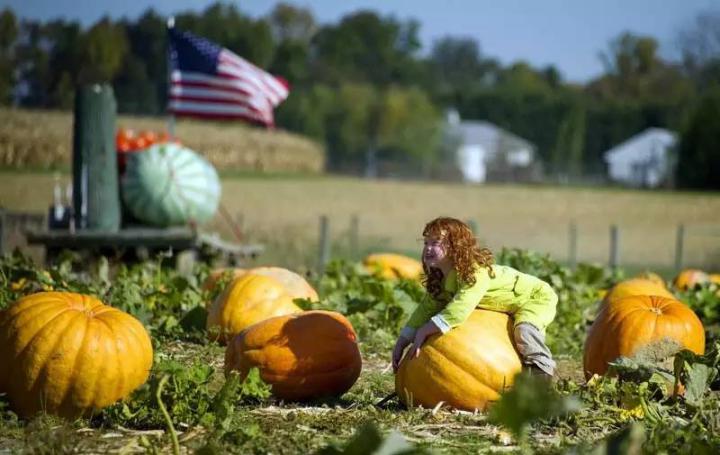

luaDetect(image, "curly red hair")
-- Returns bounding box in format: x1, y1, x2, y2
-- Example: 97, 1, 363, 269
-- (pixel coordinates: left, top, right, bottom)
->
422, 217, 494, 303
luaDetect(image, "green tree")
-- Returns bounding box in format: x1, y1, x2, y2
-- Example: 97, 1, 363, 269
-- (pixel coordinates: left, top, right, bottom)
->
429, 37, 488, 91
0, 8, 18, 104
676, 88, 720, 189
551, 104, 586, 177
268, 3, 316, 43
79, 18, 129, 84
310, 11, 423, 86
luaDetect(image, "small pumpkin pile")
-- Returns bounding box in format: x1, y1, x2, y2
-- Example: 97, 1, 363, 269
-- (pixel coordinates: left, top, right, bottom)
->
205, 266, 362, 401
363, 253, 423, 281
207, 273, 303, 344
0, 292, 153, 419
205, 266, 319, 343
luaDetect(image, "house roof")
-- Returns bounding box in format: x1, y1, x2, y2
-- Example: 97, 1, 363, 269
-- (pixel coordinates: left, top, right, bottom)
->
604, 128, 678, 163
450, 120, 536, 153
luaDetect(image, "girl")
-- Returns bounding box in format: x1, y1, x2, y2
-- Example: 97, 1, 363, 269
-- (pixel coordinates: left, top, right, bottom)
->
392, 217, 558, 378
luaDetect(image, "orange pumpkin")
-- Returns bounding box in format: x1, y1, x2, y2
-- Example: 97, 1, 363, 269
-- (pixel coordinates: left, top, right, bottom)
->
202, 268, 247, 294
203, 267, 318, 306
363, 253, 423, 280
395, 310, 522, 411
674, 269, 710, 291
710, 274, 720, 285
244, 267, 319, 302
207, 274, 302, 344
603, 278, 675, 304
583, 295, 705, 380
633, 272, 666, 288
0, 292, 153, 419
225, 310, 361, 401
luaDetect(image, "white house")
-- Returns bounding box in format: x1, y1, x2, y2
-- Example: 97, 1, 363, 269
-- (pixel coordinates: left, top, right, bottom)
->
445, 110, 539, 183
604, 128, 678, 188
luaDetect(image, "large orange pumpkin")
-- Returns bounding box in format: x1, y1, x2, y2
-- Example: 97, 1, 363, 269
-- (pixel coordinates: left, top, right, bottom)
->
225, 310, 361, 401
674, 269, 710, 290
0, 292, 153, 419
243, 267, 319, 302
395, 310, 522, 411
710, 274, 720, 285
583, 295, 705, 380
203, 267, 318, 307
207, 274, 302, 344
603, 278, 675, 304
363, 253, 423, 280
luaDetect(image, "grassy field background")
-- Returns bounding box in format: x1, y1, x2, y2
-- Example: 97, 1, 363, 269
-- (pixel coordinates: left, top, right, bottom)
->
2, 171, 720, 275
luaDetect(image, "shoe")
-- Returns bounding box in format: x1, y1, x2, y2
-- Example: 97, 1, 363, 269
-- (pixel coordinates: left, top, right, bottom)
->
523, 365, 554, 381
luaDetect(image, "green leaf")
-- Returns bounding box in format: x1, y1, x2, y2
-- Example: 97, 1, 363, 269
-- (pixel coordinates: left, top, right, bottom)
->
489, 372, 581, 441
683, 363, 713, 408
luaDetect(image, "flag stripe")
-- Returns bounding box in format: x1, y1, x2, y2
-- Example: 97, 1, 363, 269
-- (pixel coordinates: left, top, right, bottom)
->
169, 99, 267, 117
219, 51, 288, 102
169, 86, 270, 112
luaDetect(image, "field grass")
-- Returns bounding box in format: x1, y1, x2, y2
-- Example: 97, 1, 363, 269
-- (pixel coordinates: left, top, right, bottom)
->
2, 171, 720, 275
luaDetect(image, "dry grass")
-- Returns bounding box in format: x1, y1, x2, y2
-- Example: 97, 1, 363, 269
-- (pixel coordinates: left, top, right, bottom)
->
2, 172, 720, 272
0, 108, 324, 172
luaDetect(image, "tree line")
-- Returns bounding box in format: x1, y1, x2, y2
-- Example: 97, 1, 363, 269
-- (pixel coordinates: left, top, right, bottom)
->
0, 3, 718, 188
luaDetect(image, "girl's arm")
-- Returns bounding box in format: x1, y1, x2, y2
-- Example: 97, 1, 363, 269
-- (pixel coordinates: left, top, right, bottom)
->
399, 294, 436, 339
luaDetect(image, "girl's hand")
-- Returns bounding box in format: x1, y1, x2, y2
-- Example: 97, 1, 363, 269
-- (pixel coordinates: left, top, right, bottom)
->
392, 336, 412, 373
405, 321, 441, 361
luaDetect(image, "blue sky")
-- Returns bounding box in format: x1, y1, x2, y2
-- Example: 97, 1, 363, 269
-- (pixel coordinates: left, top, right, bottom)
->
6, 0, 718, 83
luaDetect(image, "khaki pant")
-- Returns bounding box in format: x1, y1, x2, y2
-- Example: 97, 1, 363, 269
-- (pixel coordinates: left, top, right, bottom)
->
514, 322, 556, 376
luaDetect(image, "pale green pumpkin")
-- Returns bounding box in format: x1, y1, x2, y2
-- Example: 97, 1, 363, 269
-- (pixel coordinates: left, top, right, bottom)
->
121, 143, 221, 227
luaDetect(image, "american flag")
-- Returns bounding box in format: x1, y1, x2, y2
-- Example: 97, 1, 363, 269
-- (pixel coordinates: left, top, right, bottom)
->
167, 27, 289, 127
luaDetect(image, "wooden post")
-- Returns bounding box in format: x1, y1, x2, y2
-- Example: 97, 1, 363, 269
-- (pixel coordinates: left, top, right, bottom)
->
318, 215, 330, 275
675, 224, 685, 272
73, 84, 120, 231
568, 221, 577, 268
609, 225, 620, 270
349, 215, 359, 259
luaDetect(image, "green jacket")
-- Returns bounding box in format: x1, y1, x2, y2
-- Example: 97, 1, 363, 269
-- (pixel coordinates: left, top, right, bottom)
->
401, 264, 557, 338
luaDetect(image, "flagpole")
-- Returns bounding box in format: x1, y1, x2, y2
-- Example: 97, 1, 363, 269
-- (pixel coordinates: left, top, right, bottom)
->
166, 16, 176, 138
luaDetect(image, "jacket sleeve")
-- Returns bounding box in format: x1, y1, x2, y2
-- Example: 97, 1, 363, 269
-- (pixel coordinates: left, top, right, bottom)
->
400, 294, 437, 339
433, 269, 491, 333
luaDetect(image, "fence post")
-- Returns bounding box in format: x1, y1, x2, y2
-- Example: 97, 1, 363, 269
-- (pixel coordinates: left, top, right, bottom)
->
568, 221, 577, 269
0, 209, 5, 256
349, 215, 359, 259
609, 225, 620, 270
466, 219, 478, 236
318, 215, 330, 275
675, 224, 685, 272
